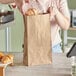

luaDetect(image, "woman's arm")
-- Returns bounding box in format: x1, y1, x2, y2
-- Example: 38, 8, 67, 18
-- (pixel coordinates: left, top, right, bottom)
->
0, 0, 14, 4
55, 0, 70, 30
55, 7, 70, 30
50, 0, 70, 30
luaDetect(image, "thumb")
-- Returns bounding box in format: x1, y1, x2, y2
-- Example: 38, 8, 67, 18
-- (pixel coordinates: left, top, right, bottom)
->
47, 7, 53, 13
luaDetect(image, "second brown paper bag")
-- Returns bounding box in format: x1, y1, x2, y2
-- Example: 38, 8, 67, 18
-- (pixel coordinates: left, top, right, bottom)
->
23, 14, 52, 66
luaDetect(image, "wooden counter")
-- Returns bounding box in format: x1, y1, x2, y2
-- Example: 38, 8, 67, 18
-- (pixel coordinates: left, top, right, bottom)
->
0, 62, 13, 76
0, 67, 5, 76
69, 27, 76, 30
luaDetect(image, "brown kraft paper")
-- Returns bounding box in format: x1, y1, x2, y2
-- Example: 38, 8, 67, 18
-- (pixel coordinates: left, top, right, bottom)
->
23, 14, 52, 66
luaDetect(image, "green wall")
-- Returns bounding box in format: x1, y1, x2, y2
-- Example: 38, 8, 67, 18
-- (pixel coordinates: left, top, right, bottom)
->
0, 4, 10, 52
11, 9, 24, 52
67, 0, 76, 43
0, 30, 5, 52
0, 4, 24, 52
68, 0, 76, 9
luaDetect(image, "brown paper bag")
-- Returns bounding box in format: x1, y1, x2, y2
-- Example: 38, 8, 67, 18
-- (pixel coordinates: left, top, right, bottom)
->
23, 14, 52, 66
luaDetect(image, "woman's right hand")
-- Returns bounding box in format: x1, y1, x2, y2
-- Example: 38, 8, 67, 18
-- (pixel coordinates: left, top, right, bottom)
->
14, 0, 29, 14
14, 0, 24, 14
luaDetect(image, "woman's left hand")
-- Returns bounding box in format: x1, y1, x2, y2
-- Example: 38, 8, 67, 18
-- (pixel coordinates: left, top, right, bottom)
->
47, 1, 58, 19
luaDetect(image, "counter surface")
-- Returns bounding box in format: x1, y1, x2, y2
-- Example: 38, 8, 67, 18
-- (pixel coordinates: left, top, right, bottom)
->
5, 53, 71, 76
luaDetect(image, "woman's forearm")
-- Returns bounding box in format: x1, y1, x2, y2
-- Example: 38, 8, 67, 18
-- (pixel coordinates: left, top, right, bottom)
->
55, 9, 70, 30
0, 0, 14, 4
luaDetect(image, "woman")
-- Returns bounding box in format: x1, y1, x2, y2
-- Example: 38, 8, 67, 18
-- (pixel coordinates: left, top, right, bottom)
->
0, 0, 70, 53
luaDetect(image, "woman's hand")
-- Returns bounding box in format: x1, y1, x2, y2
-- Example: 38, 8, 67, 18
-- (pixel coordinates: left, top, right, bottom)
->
14, 0, 29, 14
47, 1, 58, 20
47, 0, 70, 30
14, 0, 23, 13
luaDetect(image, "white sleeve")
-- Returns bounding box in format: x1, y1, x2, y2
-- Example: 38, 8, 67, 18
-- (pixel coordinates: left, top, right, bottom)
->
59, 0, 70, 18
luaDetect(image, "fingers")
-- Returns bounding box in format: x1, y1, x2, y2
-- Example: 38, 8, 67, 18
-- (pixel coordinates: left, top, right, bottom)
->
47, 7, 50, 13
47, 5, 53, 13
51, 0, 57, 8
47, 1, 58, 20
14, 0, 23, 14
25, 0, 29, 3
47, 1, 56, 13
51, 1, 58, 16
